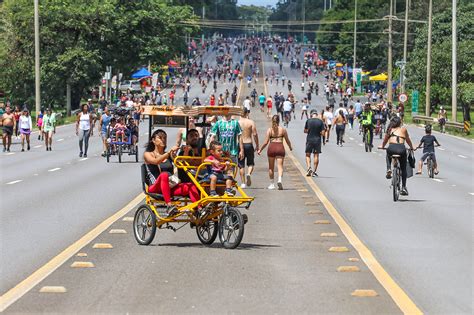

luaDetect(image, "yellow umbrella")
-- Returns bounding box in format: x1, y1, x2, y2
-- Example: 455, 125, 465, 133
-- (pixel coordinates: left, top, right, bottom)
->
369, 73, 388, 81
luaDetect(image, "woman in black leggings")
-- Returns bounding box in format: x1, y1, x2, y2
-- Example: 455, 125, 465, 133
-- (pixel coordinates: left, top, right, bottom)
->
379, 116, 415, 196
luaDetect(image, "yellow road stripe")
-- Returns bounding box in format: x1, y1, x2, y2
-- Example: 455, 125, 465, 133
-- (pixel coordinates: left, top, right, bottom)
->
261, 51, 422, 315
0, 193, 144, 312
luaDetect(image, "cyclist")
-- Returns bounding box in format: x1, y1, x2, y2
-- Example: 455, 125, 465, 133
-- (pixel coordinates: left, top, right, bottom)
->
360, 103, 374, 149
416, 125, 441, 175
379, 116, 415, 196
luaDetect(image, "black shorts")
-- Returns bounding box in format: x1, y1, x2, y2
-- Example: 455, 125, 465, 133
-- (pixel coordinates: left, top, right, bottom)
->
238, 143, 255, 168
2, 125, 13, 136
306, 141, 322, 154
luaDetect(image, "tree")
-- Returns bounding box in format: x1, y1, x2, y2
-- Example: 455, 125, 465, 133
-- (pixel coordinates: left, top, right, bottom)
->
406, 2, 473, 119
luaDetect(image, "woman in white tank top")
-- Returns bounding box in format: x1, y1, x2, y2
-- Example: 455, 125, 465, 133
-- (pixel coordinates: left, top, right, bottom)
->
76, 104, 93, 157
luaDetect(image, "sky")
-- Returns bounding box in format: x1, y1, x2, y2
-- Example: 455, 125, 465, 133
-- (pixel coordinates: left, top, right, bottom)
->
238, 0, 278, 7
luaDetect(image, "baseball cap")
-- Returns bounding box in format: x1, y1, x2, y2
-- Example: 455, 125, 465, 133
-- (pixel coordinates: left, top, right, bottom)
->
310, 109, 318, 115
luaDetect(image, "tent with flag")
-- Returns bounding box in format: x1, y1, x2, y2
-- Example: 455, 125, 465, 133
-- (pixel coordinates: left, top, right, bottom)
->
131, 67, 152, 79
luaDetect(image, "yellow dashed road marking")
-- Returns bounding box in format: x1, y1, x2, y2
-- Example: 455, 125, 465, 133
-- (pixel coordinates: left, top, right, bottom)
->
351, 289, 378, 297
329, 246, 350, 252
321, 232, 338, 237
92, 243, 113, 249
70, 261, 94, 268
314, 220, 331, 225
337, 266, 361, 272
39, 286, 67, 293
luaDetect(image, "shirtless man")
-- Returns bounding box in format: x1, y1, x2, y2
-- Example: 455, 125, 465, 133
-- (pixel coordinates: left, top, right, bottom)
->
238, 108, 259, 188
2, 105, 15, 152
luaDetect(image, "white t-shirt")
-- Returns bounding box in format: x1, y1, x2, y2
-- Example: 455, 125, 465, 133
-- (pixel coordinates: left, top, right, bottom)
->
19, 115, 32, 130
335, 107, 348, 117
346, 87, 352, 95
324, 111, 334, 125
283, 100, 292, 112
243, 99, 251, 110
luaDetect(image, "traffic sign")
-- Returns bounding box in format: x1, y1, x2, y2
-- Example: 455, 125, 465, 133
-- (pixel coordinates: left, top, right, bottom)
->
398, 93, 408, 103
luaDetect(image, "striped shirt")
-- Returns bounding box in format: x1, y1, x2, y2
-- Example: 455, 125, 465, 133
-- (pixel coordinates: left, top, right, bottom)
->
210, 119, 242, 156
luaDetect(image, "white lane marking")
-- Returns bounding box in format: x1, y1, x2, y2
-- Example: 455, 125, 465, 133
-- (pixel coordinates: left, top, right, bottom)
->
457, 154, 467, 159
451, 185, 456, 187
79, 158, 88, 162
48, 168, 61, 172
34, 145, 42, 148
438, 147, 445, 151
34, 174, 39, 176
469, 193, 474, 196
432, 178, 443, 183
349, 137, 354, 140
6, 180, 22, 185
372, 152, 377, 154
358, 143, 363, 146
57, 138, 64, 142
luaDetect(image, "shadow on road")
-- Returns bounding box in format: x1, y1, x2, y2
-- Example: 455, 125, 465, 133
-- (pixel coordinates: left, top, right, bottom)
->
155, 242, 281, 250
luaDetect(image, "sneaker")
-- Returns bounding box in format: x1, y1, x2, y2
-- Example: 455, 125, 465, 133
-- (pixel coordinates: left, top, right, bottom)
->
7, 148, 10, 152
386, 170, 392, 179
400, 187, 409, 196
246, 174, 252, 187
225, 189, 235, 196
21, 148, 25, 152
83, 153, 87, 158
312, 171, 318, 177
79, 152, 83, 157
209, 191, 219, 197
267, 183, 276, 190
306, 167, 313, 177
27, 144, 30, 150
166, 205, 178, 216
277, 182, 283, 190
240, 183, 246, 189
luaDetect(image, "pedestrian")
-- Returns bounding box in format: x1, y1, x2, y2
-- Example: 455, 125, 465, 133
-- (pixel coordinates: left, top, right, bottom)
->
258, 115, 293, 190
99, 107, 112, 156
304, 110, 325, 176
13, 105, 21, 139
243, 96, 252, 112
301, 97, 309, 120
76, 103, 93, 158
258, 93, 266, 112
333, 109, 347, 146
266, 95, 273, 119
323, 106, 334, 144
348, 105, 355, 129
42, 108, 56, 151
19, 108, 32, 151
238, 108, 259, 188
36, 109, 44, 141
1, 105, 15, 152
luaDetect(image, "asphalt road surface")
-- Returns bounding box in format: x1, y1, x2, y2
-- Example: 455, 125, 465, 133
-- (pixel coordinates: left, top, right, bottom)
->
261, 50, 473, 314
1, 46, 472, 314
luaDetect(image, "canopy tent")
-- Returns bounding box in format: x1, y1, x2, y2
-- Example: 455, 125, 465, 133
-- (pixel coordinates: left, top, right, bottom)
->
369, 73, 388, 81
131, 68, 152, 79
167, 60, 179, 67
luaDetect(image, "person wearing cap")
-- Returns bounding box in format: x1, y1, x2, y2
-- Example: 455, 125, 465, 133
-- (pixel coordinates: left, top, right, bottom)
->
304, 110, 325, 176
42, 108, 56, 151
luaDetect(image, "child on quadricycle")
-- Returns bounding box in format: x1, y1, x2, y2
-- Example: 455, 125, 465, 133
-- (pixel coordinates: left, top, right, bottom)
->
204, 141, 235, 197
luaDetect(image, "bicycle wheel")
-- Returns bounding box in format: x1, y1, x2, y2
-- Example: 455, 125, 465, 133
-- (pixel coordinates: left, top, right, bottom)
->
118, 145, 122, 163
364, 133, 369, 152
218, 207, 244, 249
133, 204, 157, 245
106, 147, 110, 163
392, 167, 400, 202
196, 219, 218, 246
428, 158, 434, 178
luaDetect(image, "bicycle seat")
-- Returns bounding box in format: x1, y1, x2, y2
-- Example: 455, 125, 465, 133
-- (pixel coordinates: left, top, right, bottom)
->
392, 154, 401, 158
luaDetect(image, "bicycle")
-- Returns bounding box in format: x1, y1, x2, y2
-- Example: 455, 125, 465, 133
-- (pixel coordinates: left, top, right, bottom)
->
362, 125, 372, 152
380, 148, 403, 202
417, 145, 440, 178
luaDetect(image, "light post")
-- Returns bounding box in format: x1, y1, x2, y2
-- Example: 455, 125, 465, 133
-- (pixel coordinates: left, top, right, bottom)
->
451, 0, 457, 121
34, 0, 41, 115
425, 0, 433, 116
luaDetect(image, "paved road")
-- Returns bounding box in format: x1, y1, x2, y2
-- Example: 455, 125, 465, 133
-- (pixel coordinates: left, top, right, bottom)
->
261, 51, 473, 314
0, 48, 245, 295
4, 65, 401, 313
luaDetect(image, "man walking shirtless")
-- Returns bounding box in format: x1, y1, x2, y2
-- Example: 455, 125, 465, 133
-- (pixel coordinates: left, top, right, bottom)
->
238, 108, 259, 188
2, 105, 15, 152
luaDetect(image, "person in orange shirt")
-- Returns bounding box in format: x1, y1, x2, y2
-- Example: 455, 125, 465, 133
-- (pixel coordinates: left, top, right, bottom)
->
169, 90, 175, 106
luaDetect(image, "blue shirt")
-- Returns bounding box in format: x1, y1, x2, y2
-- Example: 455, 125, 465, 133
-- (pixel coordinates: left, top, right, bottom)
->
101, 114, 112, 133
354, 102, 362, 113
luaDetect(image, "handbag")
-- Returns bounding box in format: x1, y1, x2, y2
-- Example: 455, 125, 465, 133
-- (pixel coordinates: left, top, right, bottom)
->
407, 149, 416, 168
158, 160, 181, 189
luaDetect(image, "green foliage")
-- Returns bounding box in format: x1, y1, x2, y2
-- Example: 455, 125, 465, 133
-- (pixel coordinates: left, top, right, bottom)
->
0, 0, 198, 108
406, 2, 473, 116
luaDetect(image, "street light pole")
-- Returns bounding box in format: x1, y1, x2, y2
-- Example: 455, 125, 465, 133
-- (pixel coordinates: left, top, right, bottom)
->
302, 0, 305, 44
401, 0, 409, 93
34, 0, 41, 115
387, 0, 393, 104
425, 0, 433, 116
452, 0, 457, 122
353, 0, 357, 86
